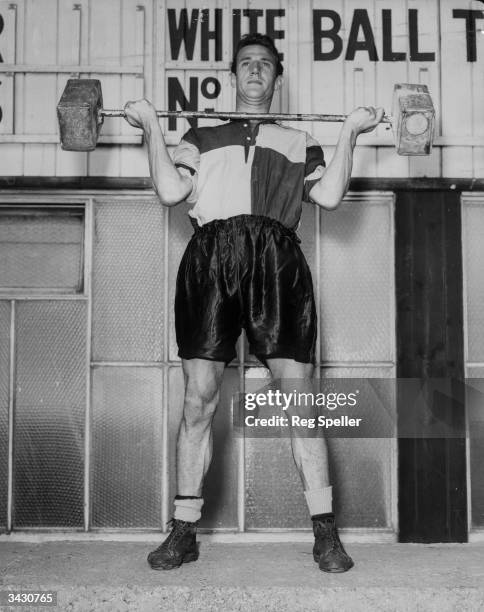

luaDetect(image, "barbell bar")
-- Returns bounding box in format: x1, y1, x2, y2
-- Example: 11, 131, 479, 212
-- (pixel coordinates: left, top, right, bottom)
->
103, 108, 393, 122
57, 79, 435, 155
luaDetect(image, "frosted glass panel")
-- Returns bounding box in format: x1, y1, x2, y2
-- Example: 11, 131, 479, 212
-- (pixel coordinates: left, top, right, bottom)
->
0, 209, 84, 292
319, 197, 394, 362
92, 200, 165, 361
462, 199, 484, 527
91, 366, 163, 528
0, 302, 10, 529
463, 203, 484, 362
14, 301, 86, 527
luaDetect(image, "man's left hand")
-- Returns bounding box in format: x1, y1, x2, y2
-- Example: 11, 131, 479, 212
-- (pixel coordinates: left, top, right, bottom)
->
344, 106, 385, 136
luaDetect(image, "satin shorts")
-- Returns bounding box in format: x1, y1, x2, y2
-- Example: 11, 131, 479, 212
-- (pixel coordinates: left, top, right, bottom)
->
175, 214, 316, 364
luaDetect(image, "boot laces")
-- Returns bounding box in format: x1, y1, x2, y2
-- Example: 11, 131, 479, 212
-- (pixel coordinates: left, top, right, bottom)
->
317, 518, 340, 551
154, 518, 193, 553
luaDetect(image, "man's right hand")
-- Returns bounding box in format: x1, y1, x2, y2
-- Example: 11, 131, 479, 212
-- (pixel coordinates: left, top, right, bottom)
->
123, 98, 158, 130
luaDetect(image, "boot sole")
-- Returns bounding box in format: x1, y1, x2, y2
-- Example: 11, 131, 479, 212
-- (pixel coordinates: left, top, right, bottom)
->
149, 551, 199, 571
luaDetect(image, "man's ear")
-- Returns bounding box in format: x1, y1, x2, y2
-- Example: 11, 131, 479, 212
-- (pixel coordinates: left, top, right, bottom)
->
230, 72, 236, 88
274, 75, 283, 91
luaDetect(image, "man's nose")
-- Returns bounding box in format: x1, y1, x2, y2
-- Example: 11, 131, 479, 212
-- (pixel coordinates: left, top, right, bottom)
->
249, 61, 261, 74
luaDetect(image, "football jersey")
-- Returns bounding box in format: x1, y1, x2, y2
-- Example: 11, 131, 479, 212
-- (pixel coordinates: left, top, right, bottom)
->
173, 119, 326, 229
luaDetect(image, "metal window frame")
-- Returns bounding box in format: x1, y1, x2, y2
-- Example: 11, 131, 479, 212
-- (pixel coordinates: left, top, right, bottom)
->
0, 200, 88, 297
461, 192, 484, 542
316, 192, 398, 538
0, 194, 91, 533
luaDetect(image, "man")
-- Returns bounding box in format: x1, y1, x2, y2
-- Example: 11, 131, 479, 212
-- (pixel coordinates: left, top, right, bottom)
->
124, 33, 383, 574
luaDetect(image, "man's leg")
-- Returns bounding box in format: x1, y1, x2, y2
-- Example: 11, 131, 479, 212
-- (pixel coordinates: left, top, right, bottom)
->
266, 357, 354, 573
148, 357, 225, 570
177, 358, 226, 497
266, 358, 330, 489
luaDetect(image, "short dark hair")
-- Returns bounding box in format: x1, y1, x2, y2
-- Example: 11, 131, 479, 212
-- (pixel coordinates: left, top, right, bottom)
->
231, 33, 283, 76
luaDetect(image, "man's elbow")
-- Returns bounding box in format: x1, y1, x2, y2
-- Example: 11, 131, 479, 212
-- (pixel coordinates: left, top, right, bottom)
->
309, 189, 343, 210
156, 193, 183, 207
153, 184, 190, 207
316, 197, 342, 211
309, 184, 345, 210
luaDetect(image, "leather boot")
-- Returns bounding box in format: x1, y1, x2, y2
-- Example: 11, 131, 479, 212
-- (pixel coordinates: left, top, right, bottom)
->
312, 512, 354, 573
147, 518, 199, 570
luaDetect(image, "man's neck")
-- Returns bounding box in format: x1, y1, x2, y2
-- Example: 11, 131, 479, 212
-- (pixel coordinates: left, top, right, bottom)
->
235, 98, 271, 115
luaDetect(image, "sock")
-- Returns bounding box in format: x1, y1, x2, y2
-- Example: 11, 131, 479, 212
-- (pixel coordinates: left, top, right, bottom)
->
173, 496, 204, 523
304, 486, 333, 517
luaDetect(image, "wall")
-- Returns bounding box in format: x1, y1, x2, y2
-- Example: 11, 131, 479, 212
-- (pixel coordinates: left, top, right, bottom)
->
0, 192, 396, 533
0, 0, 483, 179
0, 0, 482, 536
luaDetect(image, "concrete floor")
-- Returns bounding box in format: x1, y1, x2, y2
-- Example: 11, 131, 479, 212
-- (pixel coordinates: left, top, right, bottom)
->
0, 540, 483, 611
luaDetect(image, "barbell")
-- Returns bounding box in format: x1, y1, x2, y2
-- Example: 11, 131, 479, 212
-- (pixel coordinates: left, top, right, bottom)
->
56, 78, 435, 155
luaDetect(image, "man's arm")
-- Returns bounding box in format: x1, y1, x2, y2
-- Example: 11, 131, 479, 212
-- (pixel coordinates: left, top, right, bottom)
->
308, 106, 384, 210
124, 99, 193, 206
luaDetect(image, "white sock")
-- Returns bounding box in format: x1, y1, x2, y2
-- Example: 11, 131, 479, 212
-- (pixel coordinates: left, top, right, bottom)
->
304, 486, 333, 517
173, 497, 204, 523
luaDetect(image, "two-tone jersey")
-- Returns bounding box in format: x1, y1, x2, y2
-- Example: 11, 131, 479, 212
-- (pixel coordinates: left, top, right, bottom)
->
173, 119, 325, 230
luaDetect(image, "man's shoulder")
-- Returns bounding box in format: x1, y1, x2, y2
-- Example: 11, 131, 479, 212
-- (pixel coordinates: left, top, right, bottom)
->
266, 122, 319, 143
264, 122, 323, 151
180, 122, 239, 153
267, 121, 304, 135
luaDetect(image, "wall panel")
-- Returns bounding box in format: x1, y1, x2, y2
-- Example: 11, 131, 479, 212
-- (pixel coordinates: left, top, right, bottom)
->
88, 146, 121, 177
57, 2, 84, 66
311, 0, 346, 147
442, 147, 474, 179
23, 145, 56, 176
439, 0, 473, 140
0, 2, 17, 136
474, 148, 484, 179
407, 0, 440, 125
23, 0, 57, 135
1, 145, 24, 176
409, 146, 441, 178
0, 0, 482, 178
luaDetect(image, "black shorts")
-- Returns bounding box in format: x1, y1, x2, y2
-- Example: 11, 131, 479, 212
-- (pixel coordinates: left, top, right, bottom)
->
175, 214, 316, 364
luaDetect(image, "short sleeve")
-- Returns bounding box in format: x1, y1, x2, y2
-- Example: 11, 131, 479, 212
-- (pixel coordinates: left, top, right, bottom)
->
173, 128, 200, 204
303, 133, 326, 202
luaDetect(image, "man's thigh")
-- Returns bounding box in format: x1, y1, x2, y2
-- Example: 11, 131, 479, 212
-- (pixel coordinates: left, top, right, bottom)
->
266, 358, 314, 380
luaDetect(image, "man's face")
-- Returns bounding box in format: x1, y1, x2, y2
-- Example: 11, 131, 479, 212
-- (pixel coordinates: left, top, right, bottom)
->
231, 44, 282, 105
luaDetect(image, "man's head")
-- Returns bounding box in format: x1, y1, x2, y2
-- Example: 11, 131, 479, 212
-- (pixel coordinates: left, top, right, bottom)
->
230, 34, 284, 109
231, 33, 283, 76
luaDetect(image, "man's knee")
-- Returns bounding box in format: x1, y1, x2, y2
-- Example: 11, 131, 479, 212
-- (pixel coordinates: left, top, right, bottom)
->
185, 377, 219, 406
182, 362, 224, 426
